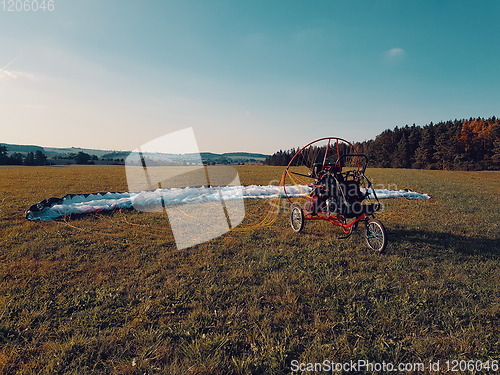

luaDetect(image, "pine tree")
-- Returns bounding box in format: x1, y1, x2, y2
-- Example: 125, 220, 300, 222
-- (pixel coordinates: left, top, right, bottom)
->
371, 130, 396, 168
394, 134, 410, 168
407, 125, 421, 167
0, 145, 8, 165
25, 152, 35, 166
34, 150, 47, 166
493, 139, 500, 163
414, 125, 435, 169
492, 123, 500, 164
433, 122, 458, 170
9, 153, 24, 165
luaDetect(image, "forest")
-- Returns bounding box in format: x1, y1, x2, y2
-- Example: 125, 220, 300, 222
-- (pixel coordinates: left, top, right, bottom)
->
265, 117, 500, 170
0, 147, 104, 166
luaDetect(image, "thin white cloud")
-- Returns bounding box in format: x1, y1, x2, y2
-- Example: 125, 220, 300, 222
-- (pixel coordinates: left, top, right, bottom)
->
387, 48, 406, 57
385, 48, 407, 62
0, 70, 16, 80
0, 70, 35, 81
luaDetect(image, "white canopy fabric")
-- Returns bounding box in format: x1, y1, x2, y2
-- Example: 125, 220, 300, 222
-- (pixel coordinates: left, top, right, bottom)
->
26, 185, 430, 221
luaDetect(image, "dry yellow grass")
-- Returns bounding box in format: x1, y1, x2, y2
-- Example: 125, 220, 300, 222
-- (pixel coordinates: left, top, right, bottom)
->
0, 165, 499, 374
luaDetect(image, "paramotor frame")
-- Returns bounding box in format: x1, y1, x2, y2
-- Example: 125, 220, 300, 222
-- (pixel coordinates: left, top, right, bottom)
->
283, 137, 387, 253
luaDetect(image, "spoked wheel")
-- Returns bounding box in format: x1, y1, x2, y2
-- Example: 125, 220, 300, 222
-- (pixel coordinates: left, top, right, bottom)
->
290, 205, 305, 233
364, 218, 387, 253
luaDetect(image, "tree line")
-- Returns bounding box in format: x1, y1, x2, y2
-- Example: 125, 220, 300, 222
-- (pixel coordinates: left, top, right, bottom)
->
265, 117, 500, 170
0, 147, 117, 166
0, 147, 48, 166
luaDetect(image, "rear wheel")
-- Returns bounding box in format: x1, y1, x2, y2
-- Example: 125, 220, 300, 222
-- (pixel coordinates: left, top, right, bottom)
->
290, 205, 304, 233
364, 218, 387, 253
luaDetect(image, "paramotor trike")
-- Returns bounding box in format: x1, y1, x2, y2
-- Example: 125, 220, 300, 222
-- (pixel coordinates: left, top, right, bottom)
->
283, 137, 387, 253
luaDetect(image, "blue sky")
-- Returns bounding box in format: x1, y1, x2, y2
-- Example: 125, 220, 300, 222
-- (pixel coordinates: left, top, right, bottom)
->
1, 0, 499, 154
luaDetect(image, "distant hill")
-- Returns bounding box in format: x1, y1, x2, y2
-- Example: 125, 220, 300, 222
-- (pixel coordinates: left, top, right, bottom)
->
0, 143, 45, 154
200, 152, 269, 164
43, 146, 126, 158
1, 143, 269, 164
101, 151, 131, 159
222, 152, 269, 160
1, 144, 127, 158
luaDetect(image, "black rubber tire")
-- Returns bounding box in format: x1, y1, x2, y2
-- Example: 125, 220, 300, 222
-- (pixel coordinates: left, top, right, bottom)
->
364, 218, 387, 253
290, 205, 305, 233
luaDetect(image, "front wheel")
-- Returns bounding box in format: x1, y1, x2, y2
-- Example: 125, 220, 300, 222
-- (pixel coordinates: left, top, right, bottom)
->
290, 205, 304, 233
364, 218, 387, 253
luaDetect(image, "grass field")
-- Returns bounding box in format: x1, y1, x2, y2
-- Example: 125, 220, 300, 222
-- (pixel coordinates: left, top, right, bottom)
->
1, 165, 500, 374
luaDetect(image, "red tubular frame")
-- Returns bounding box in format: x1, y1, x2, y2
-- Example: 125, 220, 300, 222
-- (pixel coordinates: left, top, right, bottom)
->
284, 137, 366, 233
306, 212, 369, 233
285, 137, 358, 174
